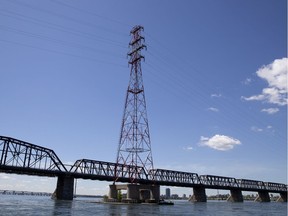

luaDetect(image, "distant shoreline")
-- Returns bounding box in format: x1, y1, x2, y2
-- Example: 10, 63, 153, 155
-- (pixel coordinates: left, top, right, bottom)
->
0, 189, 104, 198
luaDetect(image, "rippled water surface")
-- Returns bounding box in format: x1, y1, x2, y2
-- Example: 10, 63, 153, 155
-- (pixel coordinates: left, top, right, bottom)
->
0, 195, 287, 216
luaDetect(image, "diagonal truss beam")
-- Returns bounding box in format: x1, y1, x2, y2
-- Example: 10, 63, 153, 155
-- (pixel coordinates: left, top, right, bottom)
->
0, 136, 67, 173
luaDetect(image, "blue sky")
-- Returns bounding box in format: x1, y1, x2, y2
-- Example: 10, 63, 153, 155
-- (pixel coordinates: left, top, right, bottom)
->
0, 0, 287, 196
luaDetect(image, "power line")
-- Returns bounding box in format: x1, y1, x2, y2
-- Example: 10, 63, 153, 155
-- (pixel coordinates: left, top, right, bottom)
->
0, 9, 127, 48
49, 0, 128, 27
144, 35, 286, 142
1, 0, 284, 143
3, 0, 128, 37
0, 24, 126, 59
0, 38, 127, 68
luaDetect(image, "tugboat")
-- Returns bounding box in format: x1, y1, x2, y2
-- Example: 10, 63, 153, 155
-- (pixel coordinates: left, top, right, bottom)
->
158, 199, 174, 205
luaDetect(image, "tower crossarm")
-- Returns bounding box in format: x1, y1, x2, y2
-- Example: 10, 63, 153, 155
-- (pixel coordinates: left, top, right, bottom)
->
128, 44, 147, 56
129, 36, 145, 46
129, 56, 145, 65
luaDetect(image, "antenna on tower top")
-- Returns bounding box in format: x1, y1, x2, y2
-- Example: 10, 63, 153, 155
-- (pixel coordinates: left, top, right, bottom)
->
115, 25, 153, 183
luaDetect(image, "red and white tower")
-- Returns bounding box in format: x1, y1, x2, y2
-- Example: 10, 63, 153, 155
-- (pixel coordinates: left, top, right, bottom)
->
115, 25, 154, 182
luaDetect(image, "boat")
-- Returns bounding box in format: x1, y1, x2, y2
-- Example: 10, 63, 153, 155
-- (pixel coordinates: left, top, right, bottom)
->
158, 199, 174, 205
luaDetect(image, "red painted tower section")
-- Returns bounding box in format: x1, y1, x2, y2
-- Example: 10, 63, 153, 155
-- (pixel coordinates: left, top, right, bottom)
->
115, 25, 153, 182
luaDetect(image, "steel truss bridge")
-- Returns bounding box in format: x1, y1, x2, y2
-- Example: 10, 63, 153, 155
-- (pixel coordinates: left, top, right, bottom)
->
0, 136, 287, 200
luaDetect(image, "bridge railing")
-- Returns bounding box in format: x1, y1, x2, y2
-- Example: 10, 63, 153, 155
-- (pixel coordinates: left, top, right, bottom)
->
148, 169, 201, 185
0, 136, 67, 173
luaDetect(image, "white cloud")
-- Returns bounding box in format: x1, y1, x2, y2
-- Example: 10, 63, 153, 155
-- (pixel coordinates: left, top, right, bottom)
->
243, 78, 252, 85
211, 93, 222, 98
251, 126, 263, 132
242, 58, 288, 106
207, 107, 219, 112
199, 134, 241, 151
183, 146, 193, 151
261, 108, 279, 114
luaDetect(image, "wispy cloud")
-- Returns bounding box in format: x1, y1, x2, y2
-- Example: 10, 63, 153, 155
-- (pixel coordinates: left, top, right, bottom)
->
261, 108, 279, 114
199, 134, 241, 151
242, 57, 288, 106
211, 93, 222, 98
251, 125, 276, 133
242, 78, 252, 85
207, 107, 219, 112
183, 146, 193, 151
250, 126, 263, 132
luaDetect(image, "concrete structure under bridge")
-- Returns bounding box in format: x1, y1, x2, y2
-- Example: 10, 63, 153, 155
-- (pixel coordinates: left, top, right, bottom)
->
0, 136, 287, 202
108, 184, 160, 203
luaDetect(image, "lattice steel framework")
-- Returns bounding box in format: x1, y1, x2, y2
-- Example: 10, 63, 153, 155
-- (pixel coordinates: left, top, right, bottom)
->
148, 169, 201, 185
70, 159, 148, 181
0, 136, 67, 174
115, 25, 153, 182
199, 175, 239, 188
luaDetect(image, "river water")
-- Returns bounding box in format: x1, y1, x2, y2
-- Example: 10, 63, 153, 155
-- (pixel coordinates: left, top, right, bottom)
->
0, 195, 287, 215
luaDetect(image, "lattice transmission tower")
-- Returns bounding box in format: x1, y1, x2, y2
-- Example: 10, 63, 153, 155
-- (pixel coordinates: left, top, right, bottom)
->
115, 25, 154, 182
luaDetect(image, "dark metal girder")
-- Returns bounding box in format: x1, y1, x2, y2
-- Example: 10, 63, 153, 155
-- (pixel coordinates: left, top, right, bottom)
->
0, 136, 287, 194
0, 136, 67, 172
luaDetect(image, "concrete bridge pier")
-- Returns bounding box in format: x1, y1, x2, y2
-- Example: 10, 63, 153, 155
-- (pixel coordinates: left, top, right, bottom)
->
140, 189, 150, 201
108, 184, 118, 201
126, 184, 139, 202
108, 184, 160, 203
277, 192, 287, 202
190, 186, 207, 202
52, 175, 74, 200
227, 189, 243, 202
255, 191, 270, 202
148, 185, 160, 203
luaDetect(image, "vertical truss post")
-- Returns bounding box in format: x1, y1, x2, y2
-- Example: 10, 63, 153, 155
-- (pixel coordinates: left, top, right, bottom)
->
115, 25, 153, 182
0, 140, 8, 165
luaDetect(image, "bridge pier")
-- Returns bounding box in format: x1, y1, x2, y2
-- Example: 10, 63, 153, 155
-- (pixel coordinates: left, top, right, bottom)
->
108, 184, 118, 201
108, 184, 160, 203
255, 191, 270, 202
190, 186, 207, 202
147, 185, 160, 203
52, 175, 74, 200
227, 189, 243, 202
125, 184, 139, 202
140, 189, 150, 201
277, 192, 287, 202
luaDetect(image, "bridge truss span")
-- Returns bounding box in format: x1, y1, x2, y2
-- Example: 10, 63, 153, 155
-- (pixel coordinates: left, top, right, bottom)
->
236, 179, 266, 191
234, 179, 288, 193
0, 135, 287, 200
69, 159, 148, 183
264, 182, 288, 193
148, 169, 201, 186
0, 136, 67, 176
199, 175, 239, 189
